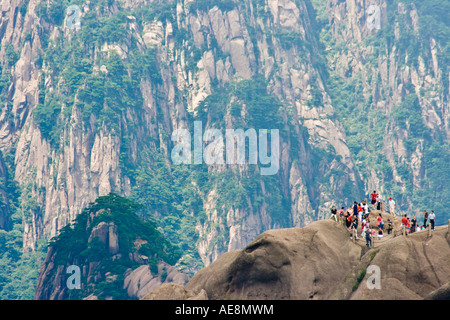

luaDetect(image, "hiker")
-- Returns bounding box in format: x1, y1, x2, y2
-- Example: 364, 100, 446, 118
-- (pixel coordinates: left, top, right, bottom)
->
370, 190, 378, 208
410, 216, 417, 234
429, 210, 435, 231
353, 201, 359, 217
358, 204, 363, 224
347, 206, 353, 216
361, 219, 366, 238
338, 207, 345, 224
423, 210, 428, 229
330, 206, 338, 222
386, 219, 393, 235
377, 228, 383, 239
351, 216, 359, 240
365, 227, 372, 247
376, 194, 382, 211
377, 213, 384, 230
388, 197, 396, 216
363, 201, 369, 218
401, 214, 410, 235
346, 212, 352, 230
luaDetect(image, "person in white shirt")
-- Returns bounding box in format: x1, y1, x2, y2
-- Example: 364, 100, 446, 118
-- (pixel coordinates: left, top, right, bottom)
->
363, 201, 369, 218
376, 195, 384, 211
388, 197, 396, 216
429, 210, 436, 230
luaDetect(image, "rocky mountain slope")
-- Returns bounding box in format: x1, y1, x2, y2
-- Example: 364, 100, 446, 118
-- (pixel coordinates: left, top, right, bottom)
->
0, 0, 448, 298
34, 193, 188, 300
144, 211, 450, 300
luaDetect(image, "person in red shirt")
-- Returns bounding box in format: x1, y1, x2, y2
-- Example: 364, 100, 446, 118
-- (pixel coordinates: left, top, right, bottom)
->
346, 211, 352, 230
370, 191, 378, 208
401, 214, 410, 235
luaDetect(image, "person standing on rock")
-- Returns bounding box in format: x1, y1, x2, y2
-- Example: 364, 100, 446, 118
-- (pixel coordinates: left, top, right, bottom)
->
429, 210, 435, 231
365, 227, 372, 247
353, 201, 359, 218
346, 210, 352, 230
330, 206, 338, 222
339, 207, 345, 218
376, 194, 382, 211
351, 215, 359, 240
377, 213, 384, 231
370, 191, 378, 209
386, 219, 393, 235
423, 210, 428, 229
402, 214, 410, 235
363, 201, 369, 219
410, 216, 417, 234
388, 197, 396, 216
358, 204, 363, 224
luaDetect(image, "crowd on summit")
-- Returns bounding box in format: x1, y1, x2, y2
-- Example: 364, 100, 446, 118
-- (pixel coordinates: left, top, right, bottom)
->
329, 190, 437, 247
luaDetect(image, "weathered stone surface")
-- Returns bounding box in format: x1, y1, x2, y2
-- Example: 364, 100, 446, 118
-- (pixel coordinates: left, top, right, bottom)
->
141, 283, 208, 300
147, 219, 450, 300
124, 263, 190, 300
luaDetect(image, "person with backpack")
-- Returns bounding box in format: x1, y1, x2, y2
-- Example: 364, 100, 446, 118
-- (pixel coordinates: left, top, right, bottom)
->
386, 219, 393, 235
429, 210, 435, 231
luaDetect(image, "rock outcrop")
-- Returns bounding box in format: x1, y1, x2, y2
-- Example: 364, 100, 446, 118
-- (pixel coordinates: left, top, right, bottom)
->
34, 194, 189, 300
143, 215, 450, 300
141, 283, 208, 300
124, 263, 189, 300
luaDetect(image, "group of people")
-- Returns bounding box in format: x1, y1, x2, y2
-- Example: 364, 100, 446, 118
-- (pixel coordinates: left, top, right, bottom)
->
370, 190, 397, 216
400, 210, 437, 235
329, 191, 438, 246
330, 200, 388, 247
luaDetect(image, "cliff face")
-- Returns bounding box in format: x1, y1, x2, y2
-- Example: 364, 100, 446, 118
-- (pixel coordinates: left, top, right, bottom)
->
0, 0, 448, 274
319, 0, 449, 203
